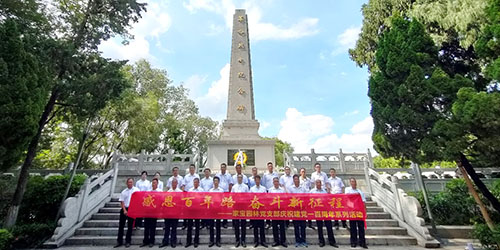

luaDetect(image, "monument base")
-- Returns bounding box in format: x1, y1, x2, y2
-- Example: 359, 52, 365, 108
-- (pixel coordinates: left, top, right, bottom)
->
207, 139, 275, 174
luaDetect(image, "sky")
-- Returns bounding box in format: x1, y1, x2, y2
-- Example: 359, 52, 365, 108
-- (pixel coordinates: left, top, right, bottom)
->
99, 0, 374, 154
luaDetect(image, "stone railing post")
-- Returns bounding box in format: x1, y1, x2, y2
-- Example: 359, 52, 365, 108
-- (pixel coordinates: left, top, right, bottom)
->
167, 149, 174, 173
339, 149, 346, 173
363, 160, 373, 196
77, 178, 91, 222
390, 175, 404, 221
139, 149, 145, 171
110, 162, 119, 196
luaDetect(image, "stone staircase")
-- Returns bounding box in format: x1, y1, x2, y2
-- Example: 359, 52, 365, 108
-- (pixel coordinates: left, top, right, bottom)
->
64, 196, 418, 246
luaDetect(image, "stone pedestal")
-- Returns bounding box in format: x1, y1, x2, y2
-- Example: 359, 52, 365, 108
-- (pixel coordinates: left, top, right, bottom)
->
207, 139, 275, 174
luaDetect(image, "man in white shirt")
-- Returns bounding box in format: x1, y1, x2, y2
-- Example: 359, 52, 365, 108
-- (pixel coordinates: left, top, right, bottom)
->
200, 168, 213, 191
141, 178, 161, 247
115, 178, 139, 248
328, 168, 347, 229
215, 163, 233, 192
268, 177, 286, 248
152, 172, 164, 191
208, 177, 224, 247
262, 162, 279, 190
215, 163, 233, 228
231, 173, 248, 247
299, 167, 315, 230
299, 168, 312, 191
185, 178, 203, 248
311, 163, 328, 187
166, 167, 184, 190
183, 164, 200, 191
249, 175, 267, 248
288, 175, 308, 247
160, 179, 182, 248
248, 167, 258, 188
310, 180, 338, 248
232, 164, 249, 186
345, 178, 367, 249
279, 166, 294, 192
135, 171, 150, 228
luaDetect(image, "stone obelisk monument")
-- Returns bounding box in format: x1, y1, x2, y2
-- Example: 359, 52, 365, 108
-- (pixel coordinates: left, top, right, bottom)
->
207, 9, 275, 173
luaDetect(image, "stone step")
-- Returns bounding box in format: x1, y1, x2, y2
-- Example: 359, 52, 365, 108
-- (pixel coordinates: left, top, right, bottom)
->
83, 219, 399, 228
91, 212, 392, 221
74, 226, 408, 236
65, 234, 416, 246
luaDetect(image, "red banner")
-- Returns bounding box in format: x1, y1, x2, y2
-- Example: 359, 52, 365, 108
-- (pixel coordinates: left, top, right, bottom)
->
127, 192, 366, 222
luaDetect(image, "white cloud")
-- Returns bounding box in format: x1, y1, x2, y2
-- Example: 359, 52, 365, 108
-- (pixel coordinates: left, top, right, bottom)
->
99, 1, 171, 62
183, 0, 319, 41
343, 110, 359, 116
258, 121, 271, 134
278, 108, 374, 153
183, 74, 208, 98
194, 63, 230, 121
331, 26, 361, 56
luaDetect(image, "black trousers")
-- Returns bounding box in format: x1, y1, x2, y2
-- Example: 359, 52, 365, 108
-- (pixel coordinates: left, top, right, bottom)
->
233, 219, 246, 242
209, 219, 221, 244
317, 220, 335, 244
186, 219, 200, 244
163, 219, 178, 245
143, 218, 157, 245
272, 220, 286, 244
293, 220, 306, 244
349, 220, 366, 245
333, 220, 347, 228
117, 208, 135, 245
252, 220, 266, 243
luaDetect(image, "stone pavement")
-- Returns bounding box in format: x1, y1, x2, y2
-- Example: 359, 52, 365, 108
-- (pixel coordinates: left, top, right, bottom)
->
56, 239, 482, 250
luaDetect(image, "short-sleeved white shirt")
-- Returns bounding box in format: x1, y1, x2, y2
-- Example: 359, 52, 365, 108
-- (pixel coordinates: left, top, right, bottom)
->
287, 185, 307, 194
232, 174, 249, 186
345, 187, 366, 202
310, 188, 327, 194
279, 174, 294, 191
119, 187, 140, 207
215, 172, 233, 192
231, 183, 249, 193
136, 179, 151, 191
200, 177, 213, 191
263, 172, 280, 189
249, 185, 267, 193
209, 187, 224, 193
328, 176, 344, 194
167, 176, 184, 190
183, 173, 200, 190
311, 171, 328, 186
267, 186, 285, 193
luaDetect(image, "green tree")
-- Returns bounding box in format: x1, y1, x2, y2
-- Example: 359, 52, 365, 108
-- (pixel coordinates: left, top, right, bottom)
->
369, 16, 472, 163
3, 0, 146, 227
0, 19, 50, 172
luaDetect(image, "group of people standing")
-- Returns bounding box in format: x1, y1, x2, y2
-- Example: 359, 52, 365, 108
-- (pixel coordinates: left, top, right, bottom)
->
115, 162, 367, 249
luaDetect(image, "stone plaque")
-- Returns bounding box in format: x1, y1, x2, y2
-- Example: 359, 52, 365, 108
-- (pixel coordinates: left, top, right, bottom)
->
228, 149, 255, 166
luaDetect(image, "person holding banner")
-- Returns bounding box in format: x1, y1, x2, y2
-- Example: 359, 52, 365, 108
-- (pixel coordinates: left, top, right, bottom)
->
249, 175, 268, 248
310, 180, 338, 248
185, 178, 203, 248
268, 177, 286, 247
345, 178, 368, 249
135, 171, 150, 228
153, 172, 164, 191
183, 164, 200, 191
115, 178, 139, 248
141, 178, 161, 248
160, 179, 182, 248
208, 177, 224, 247
231, 172, 249, 247
328, 168, 347, 230
262, 162, 279, 230
299, 167, 315, 230
288, 174, 308, 248
215, 163, 233, 228
200, 168, 213, 191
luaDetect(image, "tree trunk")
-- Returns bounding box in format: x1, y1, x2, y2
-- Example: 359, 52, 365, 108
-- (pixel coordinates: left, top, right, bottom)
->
458, 165, 495, 230
4, 88, 59, 227
460, 153, 500, 214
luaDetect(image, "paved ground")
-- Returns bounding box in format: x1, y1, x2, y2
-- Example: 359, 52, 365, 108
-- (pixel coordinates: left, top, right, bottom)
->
56, 240, 481, 250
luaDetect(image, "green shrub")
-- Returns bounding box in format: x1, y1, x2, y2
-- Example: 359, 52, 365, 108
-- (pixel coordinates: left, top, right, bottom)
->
10, 222, 55, 249
16, 174, 86, 224
0, 229, 13, 250
472, 223, 500, 250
